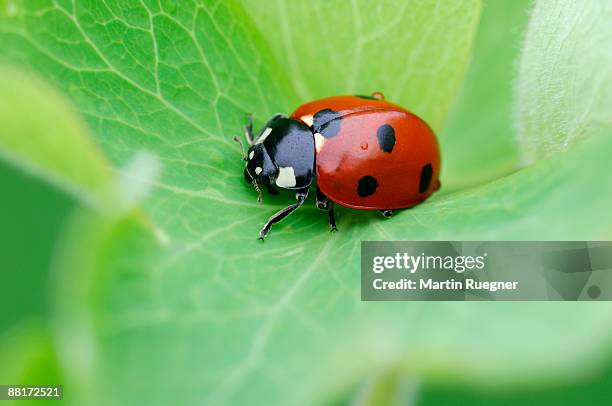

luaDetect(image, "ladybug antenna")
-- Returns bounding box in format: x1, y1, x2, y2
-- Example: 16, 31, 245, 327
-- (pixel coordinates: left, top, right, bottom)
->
244, 166, 263, 203
233, 136, 248, 161
252, 179, 263, 203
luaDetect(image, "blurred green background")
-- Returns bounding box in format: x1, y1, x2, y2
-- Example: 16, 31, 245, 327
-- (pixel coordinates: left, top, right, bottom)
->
1, 0, 612, 405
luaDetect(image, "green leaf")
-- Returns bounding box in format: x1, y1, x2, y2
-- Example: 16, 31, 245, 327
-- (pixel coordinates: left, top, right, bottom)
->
516, 0, 612, 163
440, 0, 532, 189
52, 131, 612, 406
2, 1, 612, 406
0, 66, 112, 205
0, 322, 62, 406
0, 322, 59, 383
241, 0, 482, 131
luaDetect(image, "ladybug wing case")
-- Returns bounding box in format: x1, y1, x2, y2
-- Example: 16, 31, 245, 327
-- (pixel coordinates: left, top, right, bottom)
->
292, 96, 440, 210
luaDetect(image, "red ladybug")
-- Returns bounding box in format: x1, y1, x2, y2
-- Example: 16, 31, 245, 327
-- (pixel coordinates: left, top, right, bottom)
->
236, 93, 441, 240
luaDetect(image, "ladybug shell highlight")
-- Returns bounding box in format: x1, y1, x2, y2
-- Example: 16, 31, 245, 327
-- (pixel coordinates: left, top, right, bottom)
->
291, 96, 441, 210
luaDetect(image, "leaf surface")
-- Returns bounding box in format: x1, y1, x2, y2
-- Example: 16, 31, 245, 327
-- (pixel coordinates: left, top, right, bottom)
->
53, 131, 612, 406
0, 66, 112, 205
516, 0, 612, 163
441, 0, 531, 189
2, 1, 612, 405
241, 0, 482, 131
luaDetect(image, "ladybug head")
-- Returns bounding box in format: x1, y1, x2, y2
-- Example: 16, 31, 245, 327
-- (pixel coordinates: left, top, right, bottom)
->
244, 143, 278, 201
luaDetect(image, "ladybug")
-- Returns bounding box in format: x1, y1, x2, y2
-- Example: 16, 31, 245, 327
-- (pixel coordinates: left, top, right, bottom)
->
235, 93, 441, 240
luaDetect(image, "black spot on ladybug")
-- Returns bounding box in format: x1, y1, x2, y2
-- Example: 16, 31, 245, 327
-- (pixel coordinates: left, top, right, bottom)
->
376, 124, 395, 153
419, 164, 433, 193
357, 175, 378, 197
313, 108, 342, 138
355, 94, 377, 100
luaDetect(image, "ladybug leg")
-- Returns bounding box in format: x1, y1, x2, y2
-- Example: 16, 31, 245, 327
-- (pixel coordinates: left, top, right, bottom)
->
244, 113, 255, 145
380, 209, 394, 218
327, 202, 338, 232
315, 186, 329, 210
259, 189, 308, 240
316, 187, 338, 231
